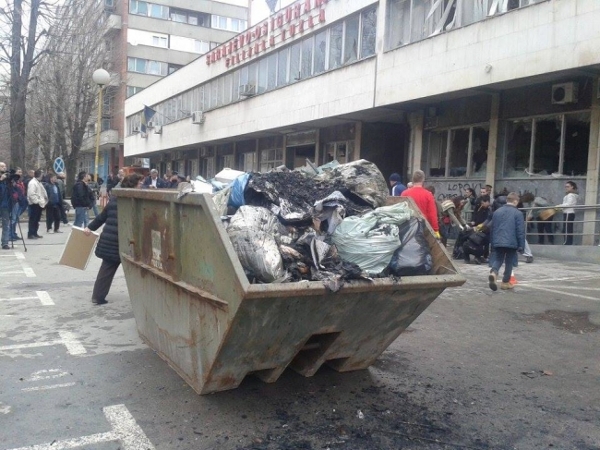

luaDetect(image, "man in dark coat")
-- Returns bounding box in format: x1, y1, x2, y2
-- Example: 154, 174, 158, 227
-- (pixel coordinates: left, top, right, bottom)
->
143, 169, 167, 189
84, 173, 143, 305
488, 192, 525, 292
71, 171, 94, 227
44, 174, 63, 233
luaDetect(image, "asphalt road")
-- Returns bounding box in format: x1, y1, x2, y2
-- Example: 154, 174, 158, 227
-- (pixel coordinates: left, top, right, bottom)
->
1, 230, 599, 450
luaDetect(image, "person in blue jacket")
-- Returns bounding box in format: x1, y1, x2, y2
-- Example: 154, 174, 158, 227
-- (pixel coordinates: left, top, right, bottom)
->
488, 192, 525, 291
389, 173, 407, 196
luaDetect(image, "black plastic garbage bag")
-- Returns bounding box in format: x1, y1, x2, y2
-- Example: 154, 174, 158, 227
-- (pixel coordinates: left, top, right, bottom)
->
388, 218, 433, 277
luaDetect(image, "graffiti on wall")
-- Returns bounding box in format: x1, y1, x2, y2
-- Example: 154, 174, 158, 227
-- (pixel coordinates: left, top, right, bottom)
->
433, 181, 484, 201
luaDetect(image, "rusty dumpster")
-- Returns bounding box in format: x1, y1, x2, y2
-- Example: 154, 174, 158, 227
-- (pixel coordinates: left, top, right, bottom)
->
115, 189, 465, 394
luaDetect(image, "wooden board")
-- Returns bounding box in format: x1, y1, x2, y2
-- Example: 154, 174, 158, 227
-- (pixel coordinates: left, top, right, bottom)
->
58, 226, 100, 270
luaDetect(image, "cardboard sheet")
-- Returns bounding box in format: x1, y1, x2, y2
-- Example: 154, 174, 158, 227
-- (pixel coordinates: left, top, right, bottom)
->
58, 227, 100, 270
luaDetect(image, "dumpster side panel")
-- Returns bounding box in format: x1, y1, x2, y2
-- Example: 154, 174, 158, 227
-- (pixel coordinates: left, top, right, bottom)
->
201, 286, 443, 394
122, 259, 229, 394
116, 191, 248, 313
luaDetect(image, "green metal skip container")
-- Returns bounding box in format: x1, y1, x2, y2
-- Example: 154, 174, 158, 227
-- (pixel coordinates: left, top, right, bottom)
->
115, 189, 465, 394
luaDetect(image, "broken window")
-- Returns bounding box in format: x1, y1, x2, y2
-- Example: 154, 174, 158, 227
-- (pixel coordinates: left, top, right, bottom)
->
426, 130, 448, 178
503, 112, 590, 177
427, 124, 489, 178
386, 0, 546, 50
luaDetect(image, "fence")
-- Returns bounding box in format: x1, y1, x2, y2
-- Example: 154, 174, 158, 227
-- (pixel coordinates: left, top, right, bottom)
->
520, 204, 600, 246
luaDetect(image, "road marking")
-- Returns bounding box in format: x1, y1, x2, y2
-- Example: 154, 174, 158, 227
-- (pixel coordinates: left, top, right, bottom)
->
6, 404, 155, 450
58, 331, 87, 355
21, 383, 76, 392
20, 370, 75, 392
519, 275, 600, 284
0, 402, 11, 414
29, 369, 69, 381
0, 332, 86, 356
0, 291, 54, 306
15, 252, 36, 277
520, 285, 600, 302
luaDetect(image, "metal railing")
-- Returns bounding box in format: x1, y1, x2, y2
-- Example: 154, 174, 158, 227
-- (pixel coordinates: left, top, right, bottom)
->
520, 204, 600, 246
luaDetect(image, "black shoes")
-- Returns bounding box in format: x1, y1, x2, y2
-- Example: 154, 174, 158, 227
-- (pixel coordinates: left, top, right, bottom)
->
92, 298, 108, 305
488, 271, 498, 292
525, 256, 533, 263
2, 245, 10, 250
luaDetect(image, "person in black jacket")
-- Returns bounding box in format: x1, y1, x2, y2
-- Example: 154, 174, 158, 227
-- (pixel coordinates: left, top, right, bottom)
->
44, 174, 63, 233
71, 171, 95, 228
84, 173, 143, 305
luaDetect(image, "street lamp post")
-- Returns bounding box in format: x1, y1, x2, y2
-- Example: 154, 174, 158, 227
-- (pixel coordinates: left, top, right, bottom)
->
92, 69, 111, 181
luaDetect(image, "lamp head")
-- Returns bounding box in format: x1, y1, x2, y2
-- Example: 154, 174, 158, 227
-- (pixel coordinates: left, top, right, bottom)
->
92, 69, 110, 86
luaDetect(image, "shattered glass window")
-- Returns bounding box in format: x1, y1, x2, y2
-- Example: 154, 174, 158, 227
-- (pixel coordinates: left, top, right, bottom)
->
314, 30, 327, 74
344, 15, 359, 64
329, 23, 343, 70
505, 119, 532, 177
563, 113, 590, 176
533, 116, 561, 175
427, 130, 448, 178
360, 7, 377, 58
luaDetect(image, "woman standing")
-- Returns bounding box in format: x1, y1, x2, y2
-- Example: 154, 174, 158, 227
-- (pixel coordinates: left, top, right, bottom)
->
84, 173, 143, 305
556, 181, 579, 245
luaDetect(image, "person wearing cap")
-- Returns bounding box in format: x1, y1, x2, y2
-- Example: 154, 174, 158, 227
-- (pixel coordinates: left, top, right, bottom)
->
389, 173, 406, 196
143, 169, 167, 189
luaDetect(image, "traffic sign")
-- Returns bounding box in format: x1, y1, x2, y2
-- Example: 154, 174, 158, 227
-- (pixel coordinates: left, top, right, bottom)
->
53, 157, 65, 174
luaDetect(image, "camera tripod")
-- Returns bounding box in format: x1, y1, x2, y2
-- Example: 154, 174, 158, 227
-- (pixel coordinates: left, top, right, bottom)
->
8, 205, 27, 252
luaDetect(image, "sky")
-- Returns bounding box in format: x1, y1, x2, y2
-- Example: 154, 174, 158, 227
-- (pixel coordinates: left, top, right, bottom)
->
250, 0, 296, 25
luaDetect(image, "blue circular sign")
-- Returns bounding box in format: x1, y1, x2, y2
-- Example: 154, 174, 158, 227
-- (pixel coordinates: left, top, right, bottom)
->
53, 157, 65, 173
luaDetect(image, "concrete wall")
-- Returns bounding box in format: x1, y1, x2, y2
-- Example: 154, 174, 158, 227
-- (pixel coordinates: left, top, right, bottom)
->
375, 0, 600, 106
126, 57, 378, 156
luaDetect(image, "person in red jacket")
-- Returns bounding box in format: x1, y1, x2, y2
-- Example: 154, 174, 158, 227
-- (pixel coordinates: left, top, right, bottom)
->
401, 170, 440, 239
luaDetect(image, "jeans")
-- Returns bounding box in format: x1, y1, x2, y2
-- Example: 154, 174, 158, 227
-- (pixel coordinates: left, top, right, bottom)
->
490, 247, 517, 283
0, 206, 9, 246
88, 202, 99, 219
74, 207, 89, 228
11, 203, 26, 237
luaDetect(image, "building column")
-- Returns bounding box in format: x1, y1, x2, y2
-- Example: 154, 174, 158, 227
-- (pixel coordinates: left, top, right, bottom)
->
582, 78, 600, 245
407, 110, 424, 176
354, 121, 362, 160
486, 93, 500, 191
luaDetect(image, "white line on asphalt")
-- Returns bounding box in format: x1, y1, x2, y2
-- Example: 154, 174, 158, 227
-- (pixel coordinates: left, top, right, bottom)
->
36, 291, 54, 305
5, 404, 155, 450
520, 285, 600, 301
0, 332, 86, 356
14, 252, 26, 260
58, 331, 87, 355
0, 292, 54, 305
13, 252, 36, 277
104, 404, 156, 449
524, 285, 600, 292
21, 382, 76, 392
29, 369, 69, 381
519, 275, 600, 284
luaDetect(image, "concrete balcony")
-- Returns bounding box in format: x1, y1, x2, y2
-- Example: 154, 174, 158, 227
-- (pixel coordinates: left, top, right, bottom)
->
81, 129, 120, 153
105, 13, 121, 33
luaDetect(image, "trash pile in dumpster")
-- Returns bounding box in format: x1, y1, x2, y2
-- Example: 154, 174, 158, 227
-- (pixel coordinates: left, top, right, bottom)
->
212, 160, 433, 290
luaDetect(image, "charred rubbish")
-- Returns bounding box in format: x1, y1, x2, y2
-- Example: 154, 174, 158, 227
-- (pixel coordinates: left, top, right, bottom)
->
218, 159, 434, 291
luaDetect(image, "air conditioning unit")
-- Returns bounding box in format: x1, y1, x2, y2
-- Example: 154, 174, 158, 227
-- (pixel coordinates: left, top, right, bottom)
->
552, 82, 578, 105
239, 84, 256, 97
191, 111, 205, 124
154, 126, 163, 135
146, 121, 155, 129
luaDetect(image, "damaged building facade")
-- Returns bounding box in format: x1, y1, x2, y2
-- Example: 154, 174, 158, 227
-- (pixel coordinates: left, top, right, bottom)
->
124, 0, 600, 244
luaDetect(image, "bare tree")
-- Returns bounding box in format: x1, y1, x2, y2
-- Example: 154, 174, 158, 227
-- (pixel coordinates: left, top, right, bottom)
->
0, 0, 59, 168
27, 0, 111, 188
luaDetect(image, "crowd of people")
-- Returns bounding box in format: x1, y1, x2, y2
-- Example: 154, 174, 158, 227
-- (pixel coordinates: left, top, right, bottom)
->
388, 170, 582, 291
